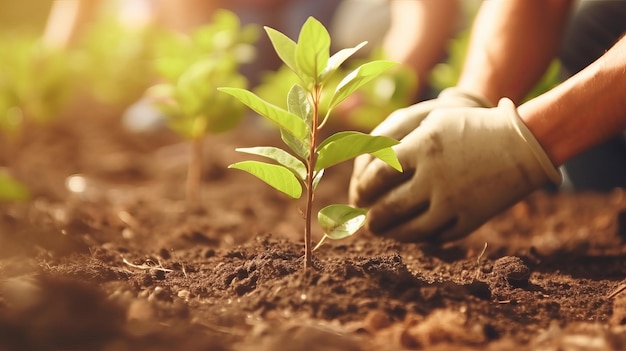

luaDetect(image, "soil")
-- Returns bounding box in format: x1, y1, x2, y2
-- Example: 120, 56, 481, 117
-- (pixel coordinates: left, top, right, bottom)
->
3, 98, 626, 351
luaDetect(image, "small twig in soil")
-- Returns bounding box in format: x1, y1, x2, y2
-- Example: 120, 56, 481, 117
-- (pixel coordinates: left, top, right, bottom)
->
477, 242, 488, 264
170, 250, 188, 278
607, 283, 626, 299
473, 242, 488, 280
121, 256, 173, 272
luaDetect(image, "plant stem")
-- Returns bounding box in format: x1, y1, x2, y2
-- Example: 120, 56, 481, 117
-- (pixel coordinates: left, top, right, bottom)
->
187, 136, 204, 209
304, 86, 322, 270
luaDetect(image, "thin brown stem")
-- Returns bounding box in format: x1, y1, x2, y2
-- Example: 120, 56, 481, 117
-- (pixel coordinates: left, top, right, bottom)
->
304, 86, 322, 270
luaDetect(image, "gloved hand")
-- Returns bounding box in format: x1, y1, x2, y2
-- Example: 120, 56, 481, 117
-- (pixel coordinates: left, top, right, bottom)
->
350, 98, 562, 242
366, 87, 493, 140
349, 87, 492, 204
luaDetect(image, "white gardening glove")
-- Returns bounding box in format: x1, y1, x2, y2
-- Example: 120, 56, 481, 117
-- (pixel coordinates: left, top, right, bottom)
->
368, 87, 493, 140
350, 98, 562, 242
349, 87, 492, 201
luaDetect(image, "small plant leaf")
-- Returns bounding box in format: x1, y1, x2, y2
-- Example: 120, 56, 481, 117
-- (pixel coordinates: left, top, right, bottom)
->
315, 131, 401, 171
218, 87, 308, 139
229, 160, 302, 199
370, 147, 403, 172
295, 17, 330, 81
281, 83, 311, 159
264, 26, 298, 73
236, 146, 307, 181
287, 83, 312, 126
320, 41, 367, 82
328, 60, 396, 111
312, 169, 324, 190
280, 128, 309, 161
318, 204, 367, 240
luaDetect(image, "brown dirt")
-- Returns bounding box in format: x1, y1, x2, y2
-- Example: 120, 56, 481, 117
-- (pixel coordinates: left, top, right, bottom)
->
3, 98, 626, 351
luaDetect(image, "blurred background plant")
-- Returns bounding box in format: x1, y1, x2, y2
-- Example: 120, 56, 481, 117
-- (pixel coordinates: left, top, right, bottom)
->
152, 9, 258, 84
0, 32, 75, 166
0, 169, 30, 202
145, 9, 258, 207
73, 17, 160, 107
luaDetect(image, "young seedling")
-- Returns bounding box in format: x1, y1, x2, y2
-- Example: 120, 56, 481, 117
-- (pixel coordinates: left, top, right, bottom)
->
219, 17, 403, 269
149, 58, 247, 208
148, 10, 256, 208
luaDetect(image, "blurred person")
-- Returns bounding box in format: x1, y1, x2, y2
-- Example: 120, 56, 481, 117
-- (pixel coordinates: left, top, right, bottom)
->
331, 0, 467, 102
43, 0, 154, 49
349, 0, 626, 243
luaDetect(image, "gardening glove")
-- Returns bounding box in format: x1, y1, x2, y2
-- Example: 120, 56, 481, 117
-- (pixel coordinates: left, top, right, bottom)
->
350, 98, 562, 242
367, 87, 493, 140
349, 87, 492, 202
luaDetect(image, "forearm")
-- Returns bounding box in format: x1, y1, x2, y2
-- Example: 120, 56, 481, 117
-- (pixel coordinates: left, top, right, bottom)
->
43, 0, 103, 49
383, 0, 460, 99
457, 0, 573, 105
519, 35, 626, 167
154, 0, 221, 33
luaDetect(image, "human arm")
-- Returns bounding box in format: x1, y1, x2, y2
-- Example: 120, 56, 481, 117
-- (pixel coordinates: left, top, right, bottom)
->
519, 34, 626, 166
153, 0, 221, 33
457, 0, 573, 105
43, 0, 104, 49
383, 0, 460, 100
356, 0, 574, 144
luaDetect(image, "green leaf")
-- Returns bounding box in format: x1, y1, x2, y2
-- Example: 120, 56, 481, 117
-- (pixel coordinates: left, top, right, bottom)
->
316, 130, 352, 150
264, 26, 297, 73
312, 169, 324, 190
295, 17, 330, 81
320, 41, 367, 82
318, 204, 367, 240
371, 147, 403, 172
0, 173, 30, 201
315, 131, 401, 171
328, 60, 396, 110
235, 146, 307, 181
229, 160, 302, 199
280, 129, 309, 161
281, 83, 311, 159
287, 83, 311, 125
218, 87, 308, 139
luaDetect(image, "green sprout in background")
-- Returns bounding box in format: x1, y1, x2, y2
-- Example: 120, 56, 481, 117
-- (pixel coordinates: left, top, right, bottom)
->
220, 17, 403, 269
147, 10, 257, 208
0, 33, 75, 202
0, 33, 74, 136
152, 9, 258, 84
0, 32, 74, 175
75, 16, 160, 107
0, 169, 29, 202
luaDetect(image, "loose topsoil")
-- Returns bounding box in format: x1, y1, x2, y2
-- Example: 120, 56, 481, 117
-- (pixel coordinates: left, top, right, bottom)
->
3, 99, 626, 351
